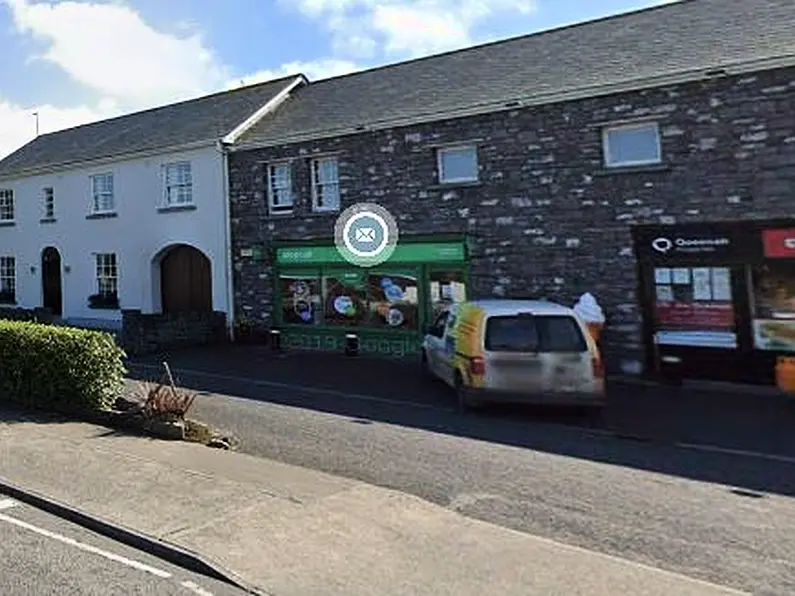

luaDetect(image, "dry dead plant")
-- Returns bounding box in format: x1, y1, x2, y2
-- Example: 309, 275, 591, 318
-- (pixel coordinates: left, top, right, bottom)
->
135, 362, 197, 421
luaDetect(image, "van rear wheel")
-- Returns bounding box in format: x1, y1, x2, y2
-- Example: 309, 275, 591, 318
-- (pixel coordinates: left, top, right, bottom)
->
455, 372, 480, 412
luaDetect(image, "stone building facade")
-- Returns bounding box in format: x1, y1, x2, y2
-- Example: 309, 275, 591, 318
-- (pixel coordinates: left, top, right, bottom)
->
227, 65, 795, 375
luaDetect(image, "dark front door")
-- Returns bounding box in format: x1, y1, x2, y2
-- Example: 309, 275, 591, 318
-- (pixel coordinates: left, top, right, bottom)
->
160, 245, 212, 313
41, 247, 62, 316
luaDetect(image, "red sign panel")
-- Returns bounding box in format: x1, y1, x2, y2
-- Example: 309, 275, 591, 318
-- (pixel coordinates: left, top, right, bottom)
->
763, 228, 795, 258
655, 302, 734, 330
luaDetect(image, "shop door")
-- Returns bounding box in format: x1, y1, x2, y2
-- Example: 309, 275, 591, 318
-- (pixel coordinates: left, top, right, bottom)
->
426, 267, 468, 322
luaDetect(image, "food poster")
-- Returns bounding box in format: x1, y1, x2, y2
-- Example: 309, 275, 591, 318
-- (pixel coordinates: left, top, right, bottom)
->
279, 273, 321, 324
750, 262, 795, 351
322, 271, 368, 326
366, 271, 420, 329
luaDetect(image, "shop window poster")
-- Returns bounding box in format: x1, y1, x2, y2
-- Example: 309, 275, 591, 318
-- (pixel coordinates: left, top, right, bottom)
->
280, 275, 321, 325
323, 273, 368, 326
750, 262, 795, 351
366, 272, 419, 330
428, 271, 467, 319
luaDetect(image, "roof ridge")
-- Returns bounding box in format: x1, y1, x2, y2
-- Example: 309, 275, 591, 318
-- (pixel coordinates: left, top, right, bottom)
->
300, 0, 697, 87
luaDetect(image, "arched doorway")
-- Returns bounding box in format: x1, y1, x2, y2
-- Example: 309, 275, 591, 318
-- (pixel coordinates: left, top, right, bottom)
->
41, 247, 62, 316
160, 245, 212, 313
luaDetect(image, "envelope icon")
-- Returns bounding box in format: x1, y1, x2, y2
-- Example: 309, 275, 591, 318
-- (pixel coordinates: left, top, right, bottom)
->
355, 227, 376, 242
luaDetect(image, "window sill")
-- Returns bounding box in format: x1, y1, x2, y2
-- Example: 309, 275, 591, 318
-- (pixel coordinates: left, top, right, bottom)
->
40, 217, 56, 224
158, 204, 196, 214
594, 163, 671, 176
428, 181, 482, 190
86, 211, 118, 220
268, 209, 295, 217
309, 208, 341, 216
0, 301, 17, 306
0, 220, 16, 227
88, 304, 120, 311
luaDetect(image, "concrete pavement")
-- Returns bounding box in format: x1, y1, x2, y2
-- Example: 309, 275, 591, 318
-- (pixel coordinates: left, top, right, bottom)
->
0, 410, 747, 596
0, 498, 241, 595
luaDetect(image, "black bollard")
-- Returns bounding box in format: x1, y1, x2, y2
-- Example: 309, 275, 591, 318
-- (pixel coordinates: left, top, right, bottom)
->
270, 329, 282, 352
345, 333, 359, 357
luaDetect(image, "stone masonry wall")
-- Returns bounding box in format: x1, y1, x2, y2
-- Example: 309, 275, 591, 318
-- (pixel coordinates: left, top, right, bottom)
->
228, 66, 795, 374
120, 309, 227, 356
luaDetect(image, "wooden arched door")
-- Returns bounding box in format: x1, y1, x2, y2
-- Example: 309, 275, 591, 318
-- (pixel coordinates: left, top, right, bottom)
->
160, 245, 212, 313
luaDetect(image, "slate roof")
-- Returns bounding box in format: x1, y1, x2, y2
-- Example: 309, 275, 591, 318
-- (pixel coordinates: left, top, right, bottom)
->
239, 0, 795, 147
0, 74, 302, 179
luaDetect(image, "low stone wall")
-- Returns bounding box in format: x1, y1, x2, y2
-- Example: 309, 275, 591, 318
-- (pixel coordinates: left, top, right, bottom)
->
0, 306, 54, 324
121, 309, 228, 356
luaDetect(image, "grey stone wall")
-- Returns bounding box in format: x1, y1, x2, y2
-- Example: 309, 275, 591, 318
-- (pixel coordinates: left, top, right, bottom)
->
228, 66, 795, 374
121, 310, 227, 356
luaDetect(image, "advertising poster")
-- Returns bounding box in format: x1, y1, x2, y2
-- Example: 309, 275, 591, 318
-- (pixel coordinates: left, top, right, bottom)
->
323, 271, 368, 326
692, 268, 713, 301
280, 274, 321, 325
366, 271, 420, 330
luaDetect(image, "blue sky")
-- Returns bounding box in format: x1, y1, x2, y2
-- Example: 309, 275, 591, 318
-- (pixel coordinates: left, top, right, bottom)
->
0, 0, 676, 158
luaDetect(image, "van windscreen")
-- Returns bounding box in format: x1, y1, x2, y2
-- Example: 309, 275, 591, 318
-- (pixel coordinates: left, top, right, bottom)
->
485, 315, 587, 353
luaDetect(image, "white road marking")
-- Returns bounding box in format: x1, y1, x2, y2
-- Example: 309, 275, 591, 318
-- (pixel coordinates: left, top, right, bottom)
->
0, 511, 172, 578
0, 499, 17, 510
676, 442, 795, 465
181, 580, 214, 595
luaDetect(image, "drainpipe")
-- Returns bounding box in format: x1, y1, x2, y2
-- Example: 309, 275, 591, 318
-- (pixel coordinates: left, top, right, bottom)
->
216, 139, 236, 343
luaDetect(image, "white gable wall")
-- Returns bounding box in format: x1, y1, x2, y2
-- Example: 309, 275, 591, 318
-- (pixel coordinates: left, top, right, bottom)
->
0, 144, 230, 328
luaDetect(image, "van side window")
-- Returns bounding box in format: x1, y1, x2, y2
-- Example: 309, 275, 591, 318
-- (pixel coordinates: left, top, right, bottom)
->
485, 315, 586, 353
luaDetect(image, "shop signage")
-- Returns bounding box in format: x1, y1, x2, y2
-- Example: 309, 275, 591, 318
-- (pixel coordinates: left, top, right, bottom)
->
762, 228, 795, 258
650, 235, 732, 255
276, 242, 466, 265
634, 225, 754, 263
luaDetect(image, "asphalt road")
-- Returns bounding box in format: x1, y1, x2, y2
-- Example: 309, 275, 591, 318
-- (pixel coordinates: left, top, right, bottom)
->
0, 498, 245, 596
182, 384, 795, 596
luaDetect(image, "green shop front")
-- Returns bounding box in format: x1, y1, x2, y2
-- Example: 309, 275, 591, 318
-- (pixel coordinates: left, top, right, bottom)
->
272, 237, 470, 358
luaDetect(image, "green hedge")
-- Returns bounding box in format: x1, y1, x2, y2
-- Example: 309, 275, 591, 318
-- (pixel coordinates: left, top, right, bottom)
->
0, 320, 126, 412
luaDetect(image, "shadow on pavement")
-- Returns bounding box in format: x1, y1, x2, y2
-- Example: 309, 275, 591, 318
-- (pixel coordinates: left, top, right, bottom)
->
121, 345, 795, 498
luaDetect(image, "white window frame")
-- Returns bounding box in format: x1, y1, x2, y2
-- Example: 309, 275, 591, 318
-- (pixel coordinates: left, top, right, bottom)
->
602, 122, 662, 168
436, 145, 479, 184
0, 256, 15, 302
90, 173, 115, 213
0, 189, 15, 221
163, 161, 193, 206
310, 157, 340, 213
43, 187, 55, 219
267, 162, 294, 214
95, 253, 118, 297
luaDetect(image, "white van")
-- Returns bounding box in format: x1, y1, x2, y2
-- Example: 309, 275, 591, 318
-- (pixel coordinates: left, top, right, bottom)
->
421, 299, 605, 411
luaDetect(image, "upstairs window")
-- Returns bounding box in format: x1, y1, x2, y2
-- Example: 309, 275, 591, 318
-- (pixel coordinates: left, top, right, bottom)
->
602, 122, 662, 168
90, 173, 115, 213
0, 256, 15, 303
311, 157, 340, 212
267, 163, 294, 214
0, 189, 14, 221
43, 187, 54, 219
164, 161, 193, 206
437, 146, 479, 184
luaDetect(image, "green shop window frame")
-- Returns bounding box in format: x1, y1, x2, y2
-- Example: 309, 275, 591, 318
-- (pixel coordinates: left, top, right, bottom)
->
272, 239, 471, 359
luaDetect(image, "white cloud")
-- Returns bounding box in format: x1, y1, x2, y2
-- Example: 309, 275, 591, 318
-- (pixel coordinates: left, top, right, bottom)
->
0, 0, 360, 160
230, 59, 362, 89
290, 0, 537, 58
